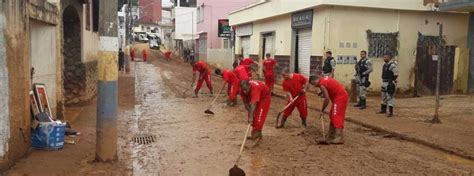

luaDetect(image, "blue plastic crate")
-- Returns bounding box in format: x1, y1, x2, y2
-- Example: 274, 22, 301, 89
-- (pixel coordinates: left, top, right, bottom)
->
31, 122, 66, 150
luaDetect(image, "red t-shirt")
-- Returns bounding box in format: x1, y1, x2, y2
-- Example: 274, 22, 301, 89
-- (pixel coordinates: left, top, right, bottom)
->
165, 51, 171, 58
222, 69, 238, 84
193, 61, 209, 74
242, 81, 270, 104
263, 59, 277, 76
234, 65, 250, 80
282, 73, 307, 97
319, 77, 349, 101
239, 58, 255, 66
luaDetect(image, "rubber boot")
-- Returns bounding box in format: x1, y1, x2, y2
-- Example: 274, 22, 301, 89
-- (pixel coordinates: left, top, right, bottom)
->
387, 106, 394, 117
327, 124, 336, 140
329, 128, 344, 144
276, 117, 287, 128
301, 118, 307, 128
378, 104, 387, 114
247, 131, 262, 140
359, 99, 366, 110
353, 99, 361, 107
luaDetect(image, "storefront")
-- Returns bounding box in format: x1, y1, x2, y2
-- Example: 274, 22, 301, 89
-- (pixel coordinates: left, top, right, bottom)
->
292, 10, 313, 77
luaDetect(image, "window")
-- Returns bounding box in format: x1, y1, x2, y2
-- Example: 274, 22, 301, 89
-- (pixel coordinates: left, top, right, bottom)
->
366, 30, 398, 58
197, 5, 204, 22
223, 38, 229, 49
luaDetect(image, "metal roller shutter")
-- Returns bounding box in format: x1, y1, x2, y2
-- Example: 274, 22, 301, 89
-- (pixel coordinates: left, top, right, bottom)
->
297, 28, 312, 77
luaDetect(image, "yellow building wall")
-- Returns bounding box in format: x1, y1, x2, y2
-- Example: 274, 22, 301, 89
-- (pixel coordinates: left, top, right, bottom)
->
311, 8, 328, 56
247, 14, 293, 56
324, 6, 468, 91
231, 4, 468, 92
454, 47, 470, 94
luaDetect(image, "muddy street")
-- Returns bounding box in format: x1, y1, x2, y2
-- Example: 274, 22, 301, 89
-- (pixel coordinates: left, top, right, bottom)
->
115, 45, 474, 175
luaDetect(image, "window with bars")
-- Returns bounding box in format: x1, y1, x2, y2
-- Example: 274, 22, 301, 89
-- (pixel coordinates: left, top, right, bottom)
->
366, 30, 399, 58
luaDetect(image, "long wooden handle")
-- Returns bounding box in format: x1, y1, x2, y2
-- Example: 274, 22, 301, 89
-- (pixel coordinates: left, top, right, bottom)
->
320, 114, 326, 141
208, 83, 226, 109
235, 124, 251, 166
279, 95, 300, 113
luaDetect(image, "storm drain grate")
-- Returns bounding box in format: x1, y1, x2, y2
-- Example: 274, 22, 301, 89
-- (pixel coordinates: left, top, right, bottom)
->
132, 134, 157, 145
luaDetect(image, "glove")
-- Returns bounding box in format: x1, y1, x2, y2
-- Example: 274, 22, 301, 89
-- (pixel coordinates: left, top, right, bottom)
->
298, 89, 306, 96
248, 115, 254, 125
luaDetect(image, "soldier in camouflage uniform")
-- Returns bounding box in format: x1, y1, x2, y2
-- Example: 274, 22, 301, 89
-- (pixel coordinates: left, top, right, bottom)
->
354, 50, 373, 110
379, 53, 398, 117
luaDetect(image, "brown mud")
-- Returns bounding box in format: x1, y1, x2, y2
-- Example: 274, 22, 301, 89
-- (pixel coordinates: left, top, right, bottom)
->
121, 44, 474, 175
5, 44, 474, 175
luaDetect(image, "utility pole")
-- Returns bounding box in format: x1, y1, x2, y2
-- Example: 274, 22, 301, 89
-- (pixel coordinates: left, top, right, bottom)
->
432, 23, 443, 124
192, 10, 194, 58
96, 0, 119, 162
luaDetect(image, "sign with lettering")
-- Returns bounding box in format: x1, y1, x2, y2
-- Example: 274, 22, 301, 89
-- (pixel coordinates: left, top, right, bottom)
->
218, 19, 231, 38
292, 10, 313, 29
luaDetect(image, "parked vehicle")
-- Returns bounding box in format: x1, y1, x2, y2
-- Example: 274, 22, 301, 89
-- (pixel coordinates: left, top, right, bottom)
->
149, 39, 160, 50
138, 34, 149, 43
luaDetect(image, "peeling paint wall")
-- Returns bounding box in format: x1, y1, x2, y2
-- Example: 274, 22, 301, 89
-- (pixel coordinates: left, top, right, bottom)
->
0, 9, 11, 161
0, 0, 31, 170
1, 0, 61, 170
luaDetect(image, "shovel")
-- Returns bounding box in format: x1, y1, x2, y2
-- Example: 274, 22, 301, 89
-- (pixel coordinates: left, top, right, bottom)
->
275, 95, 300, 128
204, 83, 226, 115
318, 113, 330, 145
229, 124, 251, 176
182, 83, 194, 98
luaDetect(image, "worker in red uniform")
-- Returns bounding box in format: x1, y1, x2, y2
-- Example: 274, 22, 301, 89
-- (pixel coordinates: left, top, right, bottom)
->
310, 76, 349, 144
262, 53, 278, 94
239, 57, 255, 66
142, 49, 148, 61
277, 70, 309, 128
240, 80, 271, 141
191, 61, 213, 97
234, 64, 251, 81
130, 47, 135, 61
164, 50, 172, 61
215, 68, 239, 106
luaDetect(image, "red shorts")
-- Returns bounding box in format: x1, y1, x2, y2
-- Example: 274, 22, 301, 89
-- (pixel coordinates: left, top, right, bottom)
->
227, 81, 240, 101
196, 72, 213, 93
251, 97, 271, 133
283, 95, 308, 118
330, 96, 349, 129
264, 74, 275, 89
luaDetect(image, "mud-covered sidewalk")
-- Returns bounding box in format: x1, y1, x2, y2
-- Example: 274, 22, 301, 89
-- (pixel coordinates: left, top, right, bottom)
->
4, 69, 135, 175
271, 78, 474, 161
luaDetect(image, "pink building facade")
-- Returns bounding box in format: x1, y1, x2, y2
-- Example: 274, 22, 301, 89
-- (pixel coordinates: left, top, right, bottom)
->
196, 0, 255, 67
139, 0, 162, 24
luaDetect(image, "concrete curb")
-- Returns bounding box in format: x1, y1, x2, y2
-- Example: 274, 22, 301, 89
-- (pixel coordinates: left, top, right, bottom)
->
273, 93, 474, 161
343, 117, 474, 161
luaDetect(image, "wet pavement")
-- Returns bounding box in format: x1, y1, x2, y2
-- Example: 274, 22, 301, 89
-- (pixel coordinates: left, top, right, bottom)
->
119, 44, 474, 175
